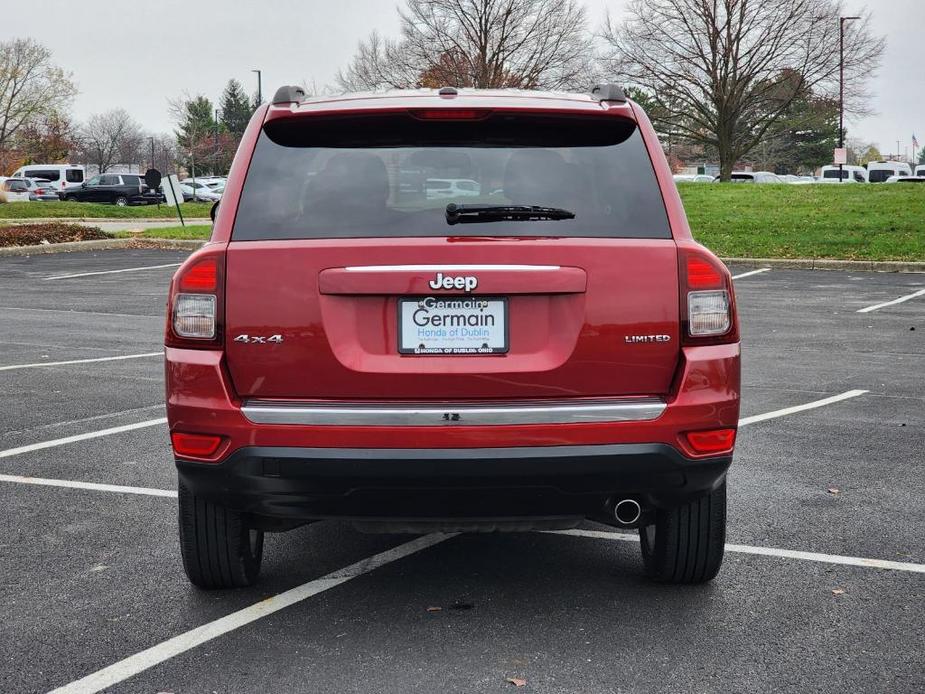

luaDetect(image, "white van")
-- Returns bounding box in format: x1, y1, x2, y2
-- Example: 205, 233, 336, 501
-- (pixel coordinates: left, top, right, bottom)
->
10, 164, 85, 191
914, 165, 925, 177
867, 161, 912, 183
819, 165, 868, 183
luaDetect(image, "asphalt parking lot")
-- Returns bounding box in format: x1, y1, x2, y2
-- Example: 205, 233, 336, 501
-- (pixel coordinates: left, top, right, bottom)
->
1, 250, 923, 694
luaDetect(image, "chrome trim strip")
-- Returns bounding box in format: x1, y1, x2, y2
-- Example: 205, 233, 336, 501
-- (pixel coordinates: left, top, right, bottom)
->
241, 399, 666, 426
343, 264, 560, 272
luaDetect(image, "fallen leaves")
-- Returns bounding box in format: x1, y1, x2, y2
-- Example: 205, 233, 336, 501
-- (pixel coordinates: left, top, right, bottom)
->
826, 488, 840, 495
831, 588, 846, 596
425, 606, 442, 612
0, 223, 108, 247
506, 677, 527, 687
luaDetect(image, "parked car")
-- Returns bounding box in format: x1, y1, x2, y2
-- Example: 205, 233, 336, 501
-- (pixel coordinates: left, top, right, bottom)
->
182, 180, 222, 201
0, 177, 57, 201
181, 177, 226, 189
867, 161, 912, 183
715, 171, 783, 183
59, 173, 158, 205
165, 84, 740, 589
10, 164, 85, 192
884, 175, 925, 183
29, 179, 60, 201
915, 165, 925, 177
673, 174, 714, 183
820, 165, 868, 182
0, 177, 37, 201
425, 178, 480, 199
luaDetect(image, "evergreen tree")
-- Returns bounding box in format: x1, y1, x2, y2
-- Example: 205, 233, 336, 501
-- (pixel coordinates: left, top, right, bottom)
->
219, 80, 253, 136
175, 95, 218, 175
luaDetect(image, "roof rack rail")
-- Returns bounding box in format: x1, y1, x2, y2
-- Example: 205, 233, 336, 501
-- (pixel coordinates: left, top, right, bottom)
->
590, 84, 627, 103
272, 85, 306, 105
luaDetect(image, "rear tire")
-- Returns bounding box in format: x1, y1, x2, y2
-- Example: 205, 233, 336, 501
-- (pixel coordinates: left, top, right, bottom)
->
178, 482, 264, 589
64, 194, 77, 202
639, 481, 726, 584
114, 196, 128, 206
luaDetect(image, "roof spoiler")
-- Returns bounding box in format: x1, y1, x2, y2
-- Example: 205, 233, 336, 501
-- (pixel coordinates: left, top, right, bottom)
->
272, 85, 306, 105
590, 84, 627, 103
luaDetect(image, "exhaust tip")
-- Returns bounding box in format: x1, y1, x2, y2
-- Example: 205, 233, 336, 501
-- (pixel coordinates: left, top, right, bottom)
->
614, 498, 641, 525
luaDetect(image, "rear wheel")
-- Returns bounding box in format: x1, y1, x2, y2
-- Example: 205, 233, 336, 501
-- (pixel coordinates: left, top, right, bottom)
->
178, 482, 264, 589
114, 195, 128, 206
639, 481, 726, 584
64, 194, 77, 202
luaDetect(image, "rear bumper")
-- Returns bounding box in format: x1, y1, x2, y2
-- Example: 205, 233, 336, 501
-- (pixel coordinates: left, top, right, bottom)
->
166, 342, 739, 520
177, 443, 731, 521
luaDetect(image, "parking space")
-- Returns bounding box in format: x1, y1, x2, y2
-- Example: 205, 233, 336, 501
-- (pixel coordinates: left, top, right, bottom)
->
0, 252, 923, 693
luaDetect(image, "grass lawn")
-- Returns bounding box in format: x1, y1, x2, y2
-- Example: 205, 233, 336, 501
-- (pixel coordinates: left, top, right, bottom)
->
679, 183, 925, 261
0, 201, 213, 219
115, 225, 212, 239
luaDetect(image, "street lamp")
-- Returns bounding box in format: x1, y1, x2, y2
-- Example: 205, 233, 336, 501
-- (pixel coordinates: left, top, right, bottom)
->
252, 69, 262, 105
839, 16, 860, 182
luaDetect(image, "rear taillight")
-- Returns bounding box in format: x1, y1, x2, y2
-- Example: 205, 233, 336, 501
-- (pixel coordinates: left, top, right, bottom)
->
166, 250, 224, 348
679, 248, 737, 344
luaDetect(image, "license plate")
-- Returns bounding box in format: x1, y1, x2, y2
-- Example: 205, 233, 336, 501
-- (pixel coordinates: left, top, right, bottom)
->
398, 296, 508, 355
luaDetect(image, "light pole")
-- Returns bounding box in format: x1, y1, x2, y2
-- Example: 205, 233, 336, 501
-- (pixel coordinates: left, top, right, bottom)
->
839, 15, 860, 182
148, 136, 155, 171
252, 69, 262, 105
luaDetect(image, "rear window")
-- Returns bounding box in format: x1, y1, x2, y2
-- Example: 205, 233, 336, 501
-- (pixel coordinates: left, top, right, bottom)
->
231, 112, 671, 240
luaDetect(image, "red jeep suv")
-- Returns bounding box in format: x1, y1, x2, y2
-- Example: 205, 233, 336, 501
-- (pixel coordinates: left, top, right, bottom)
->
165, 84, 740, 589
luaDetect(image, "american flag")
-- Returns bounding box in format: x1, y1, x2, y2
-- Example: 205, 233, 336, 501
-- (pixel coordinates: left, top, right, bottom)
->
914, 133, 920, 150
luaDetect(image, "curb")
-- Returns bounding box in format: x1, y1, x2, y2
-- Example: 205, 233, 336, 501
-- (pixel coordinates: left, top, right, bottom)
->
0, 217, 211, 225
720, 257, 925, 273
0, 238, 205, 257
1, 239, 922, 273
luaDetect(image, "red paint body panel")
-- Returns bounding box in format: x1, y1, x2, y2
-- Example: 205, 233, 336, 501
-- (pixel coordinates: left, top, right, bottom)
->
318, 265, 587, 295
222, 238, 680, 399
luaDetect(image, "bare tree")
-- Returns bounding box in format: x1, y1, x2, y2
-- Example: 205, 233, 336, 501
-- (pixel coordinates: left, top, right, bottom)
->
0, 38, 76, 156
75, 109, 143, 173
600, 0, 885, 179
337, 0, 593, 91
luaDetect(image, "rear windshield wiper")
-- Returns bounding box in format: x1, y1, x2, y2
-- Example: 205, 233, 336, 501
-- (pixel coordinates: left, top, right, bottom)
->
445, 203, 575, 225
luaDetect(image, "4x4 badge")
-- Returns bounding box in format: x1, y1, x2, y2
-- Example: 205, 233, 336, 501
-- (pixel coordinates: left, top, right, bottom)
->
234, 334, 283, 344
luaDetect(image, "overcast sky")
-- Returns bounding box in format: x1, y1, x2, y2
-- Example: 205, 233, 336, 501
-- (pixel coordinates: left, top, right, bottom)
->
4, 0, 923, 157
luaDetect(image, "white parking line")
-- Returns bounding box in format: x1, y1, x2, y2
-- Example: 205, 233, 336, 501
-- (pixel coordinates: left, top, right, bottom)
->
2, 467, 919, 577
0, 474, 176, 498
738, 389, 867, 426
856, 288, 925, 313
0, 352, 161, 372
0, 418, 167, 460
548, 529, 925, 574
0, 306, 158, 318
47, 534, 453, 694
731, 268, 771, 280
44, 263, 181, 281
